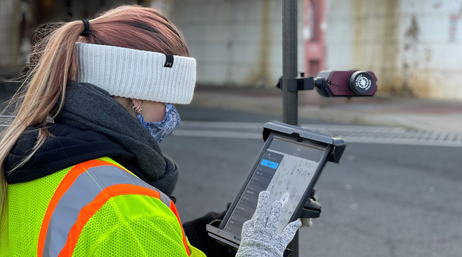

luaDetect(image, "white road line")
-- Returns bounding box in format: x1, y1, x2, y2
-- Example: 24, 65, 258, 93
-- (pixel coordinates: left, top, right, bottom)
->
342, 137, 462, 147
172, 130, 462, 147
180, 121, 409, 132
180, 121, 462, 138
172, 130, 262, 139
0, 118, 437, 134
3, 117, 461, 147
181, 121, 264, 129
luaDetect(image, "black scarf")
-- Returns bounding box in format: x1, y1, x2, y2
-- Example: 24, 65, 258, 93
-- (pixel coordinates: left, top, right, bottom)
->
55, 81, 178, 196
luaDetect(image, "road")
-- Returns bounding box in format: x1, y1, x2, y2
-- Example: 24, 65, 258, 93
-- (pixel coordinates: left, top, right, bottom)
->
163, 106, 462, 257
0, 101, 460, 257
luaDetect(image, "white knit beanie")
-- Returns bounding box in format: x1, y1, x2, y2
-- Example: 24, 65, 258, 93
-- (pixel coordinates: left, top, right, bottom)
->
75, 42, 196, 104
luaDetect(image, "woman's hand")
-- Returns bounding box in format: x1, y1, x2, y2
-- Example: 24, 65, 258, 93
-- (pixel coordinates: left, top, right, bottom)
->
235, 191, 302, 257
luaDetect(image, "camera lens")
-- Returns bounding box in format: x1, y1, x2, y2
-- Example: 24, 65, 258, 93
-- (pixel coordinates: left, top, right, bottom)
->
348, 71, 374, 95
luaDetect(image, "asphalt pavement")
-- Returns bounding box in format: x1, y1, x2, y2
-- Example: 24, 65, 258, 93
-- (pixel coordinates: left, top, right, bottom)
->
1, 83, 462, 257
164, 107, 462, 257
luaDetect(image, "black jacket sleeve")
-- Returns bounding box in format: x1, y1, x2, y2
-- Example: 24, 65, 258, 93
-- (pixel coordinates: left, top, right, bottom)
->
183, 204, 235, 257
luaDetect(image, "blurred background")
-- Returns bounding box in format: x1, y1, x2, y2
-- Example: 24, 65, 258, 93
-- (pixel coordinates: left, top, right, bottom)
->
1, 0, 462, 257
3, 0, 462, 100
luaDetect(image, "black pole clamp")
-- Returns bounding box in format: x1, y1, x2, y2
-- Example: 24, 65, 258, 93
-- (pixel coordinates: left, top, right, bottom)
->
276, 73, 315, 92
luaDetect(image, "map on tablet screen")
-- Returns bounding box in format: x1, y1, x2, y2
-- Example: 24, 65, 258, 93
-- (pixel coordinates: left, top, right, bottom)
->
223, 136, 327, 236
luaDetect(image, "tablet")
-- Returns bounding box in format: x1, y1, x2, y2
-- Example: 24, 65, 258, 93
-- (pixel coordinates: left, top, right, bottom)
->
218, 131, 332, 240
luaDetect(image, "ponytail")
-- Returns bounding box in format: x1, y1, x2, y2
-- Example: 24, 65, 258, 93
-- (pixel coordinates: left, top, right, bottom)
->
0, 4, 190, 229
0, 20, 85, 224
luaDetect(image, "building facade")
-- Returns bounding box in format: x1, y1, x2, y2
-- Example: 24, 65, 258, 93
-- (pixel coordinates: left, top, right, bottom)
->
0, 0, 148, 79
327, 0, 462, 100
2, 0, 462, 100
170, 0, 305, 88
172, 0, 462, 100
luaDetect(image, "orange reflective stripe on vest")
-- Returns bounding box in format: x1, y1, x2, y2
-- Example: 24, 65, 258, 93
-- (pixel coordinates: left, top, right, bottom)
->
37, 159, 191, 257
168, 198, 191, 256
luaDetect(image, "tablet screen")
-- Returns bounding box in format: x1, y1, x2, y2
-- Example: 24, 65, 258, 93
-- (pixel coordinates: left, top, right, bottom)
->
223, 135, 327, 237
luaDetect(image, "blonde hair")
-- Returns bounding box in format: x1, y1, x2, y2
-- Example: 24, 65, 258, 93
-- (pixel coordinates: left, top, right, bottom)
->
0, 5, 189, 225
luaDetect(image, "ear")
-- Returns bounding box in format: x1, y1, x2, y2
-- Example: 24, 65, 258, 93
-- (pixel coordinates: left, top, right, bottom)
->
132, 99, 143, 114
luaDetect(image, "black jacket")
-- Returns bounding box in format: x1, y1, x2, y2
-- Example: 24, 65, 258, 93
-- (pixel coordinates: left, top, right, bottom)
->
4, 123, 148, 184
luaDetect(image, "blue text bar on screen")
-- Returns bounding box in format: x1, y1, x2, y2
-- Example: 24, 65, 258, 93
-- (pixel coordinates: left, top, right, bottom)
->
260, 159, 279, 169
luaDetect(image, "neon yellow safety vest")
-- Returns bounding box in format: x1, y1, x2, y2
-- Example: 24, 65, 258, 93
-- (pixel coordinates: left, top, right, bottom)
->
1, 157, 206, 257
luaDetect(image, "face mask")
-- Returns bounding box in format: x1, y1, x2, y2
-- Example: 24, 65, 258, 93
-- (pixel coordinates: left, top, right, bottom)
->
136, 103, 181, 144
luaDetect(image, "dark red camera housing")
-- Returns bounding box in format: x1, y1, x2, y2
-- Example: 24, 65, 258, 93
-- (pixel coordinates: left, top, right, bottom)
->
314, 70, 378, 97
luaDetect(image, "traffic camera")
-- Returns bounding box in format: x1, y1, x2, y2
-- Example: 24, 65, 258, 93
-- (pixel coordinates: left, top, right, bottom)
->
277, 70, 378, 97
314, 70, 377, 97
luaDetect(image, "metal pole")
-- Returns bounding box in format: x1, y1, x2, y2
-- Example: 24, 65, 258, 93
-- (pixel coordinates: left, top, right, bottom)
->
291, 232, 300, 257
282, 0, 298, 125
283, 0, 299, 256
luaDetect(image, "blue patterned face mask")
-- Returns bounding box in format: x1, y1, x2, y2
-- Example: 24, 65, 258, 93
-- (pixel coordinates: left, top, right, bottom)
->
136, 103, 181, 144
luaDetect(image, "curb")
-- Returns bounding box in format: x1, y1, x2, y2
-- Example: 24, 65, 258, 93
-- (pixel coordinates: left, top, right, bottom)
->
189, 88, 462, 134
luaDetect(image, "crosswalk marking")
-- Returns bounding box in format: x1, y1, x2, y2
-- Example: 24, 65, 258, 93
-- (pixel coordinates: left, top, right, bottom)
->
2, 117, 461, 147
175, 121, 462, 147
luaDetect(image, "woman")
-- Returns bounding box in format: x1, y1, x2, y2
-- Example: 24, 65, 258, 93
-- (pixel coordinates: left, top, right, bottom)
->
0, 5, 300, 257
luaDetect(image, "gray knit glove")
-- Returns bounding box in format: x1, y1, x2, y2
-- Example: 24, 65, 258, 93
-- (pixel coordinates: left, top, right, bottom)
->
235, 191, 302, 257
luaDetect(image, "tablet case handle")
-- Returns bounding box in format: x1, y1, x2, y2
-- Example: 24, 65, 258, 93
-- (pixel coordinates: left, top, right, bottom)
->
300, 197, 322, 219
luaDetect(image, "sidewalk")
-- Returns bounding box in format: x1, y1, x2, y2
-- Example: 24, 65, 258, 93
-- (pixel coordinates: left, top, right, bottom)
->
2, 81, 461, 134
190, 85, 462, 134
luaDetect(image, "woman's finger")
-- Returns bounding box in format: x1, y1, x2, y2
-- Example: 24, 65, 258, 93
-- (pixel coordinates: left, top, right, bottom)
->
266, 200, 282, 232
254, 191, 271, 228
281, 220, 302, 244
242, 219, 255, 239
